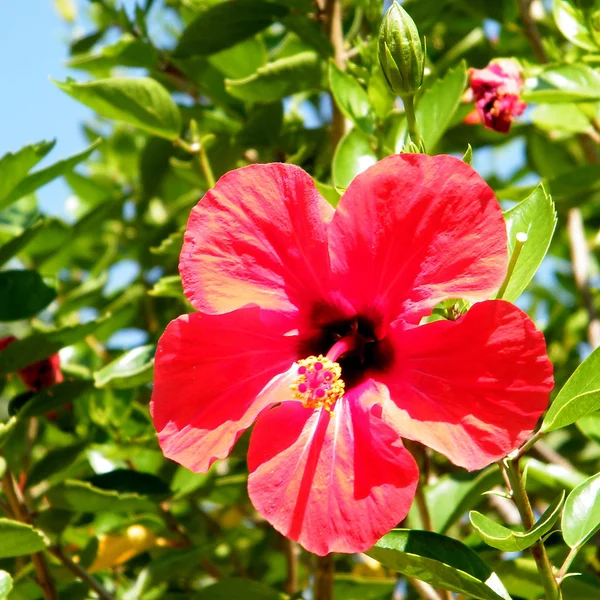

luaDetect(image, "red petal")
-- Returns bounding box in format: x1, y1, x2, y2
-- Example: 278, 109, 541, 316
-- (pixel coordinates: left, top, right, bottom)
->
329, 154, 507, 325
380, 300, 553, 470
150, 308, 299, 472
248, 381, 419, 555
180, 163, 333, 315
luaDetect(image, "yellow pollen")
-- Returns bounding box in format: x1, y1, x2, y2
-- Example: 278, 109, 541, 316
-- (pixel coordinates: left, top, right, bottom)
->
291, 355, 345, 415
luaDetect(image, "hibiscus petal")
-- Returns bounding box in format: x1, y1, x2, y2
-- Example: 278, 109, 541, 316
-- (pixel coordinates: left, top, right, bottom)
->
180, 163, 333, 315
329, 154, 507, 325
150, 307, 299, 472
247, 380, 419, 555
380, 300, 553, 470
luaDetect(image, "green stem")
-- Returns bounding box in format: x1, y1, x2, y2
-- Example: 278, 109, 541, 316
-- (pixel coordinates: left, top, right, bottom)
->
402, 94, 420, 145
198, 146, 216, 188
496, 232, 528, 299
504, 460, 559, 600
557, 545, 580, 582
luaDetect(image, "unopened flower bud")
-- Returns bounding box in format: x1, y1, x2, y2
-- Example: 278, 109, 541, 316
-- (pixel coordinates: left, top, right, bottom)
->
378, 1, 424, 97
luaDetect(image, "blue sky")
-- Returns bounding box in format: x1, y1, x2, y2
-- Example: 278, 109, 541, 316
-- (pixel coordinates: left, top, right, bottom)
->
0, 0, 138, 216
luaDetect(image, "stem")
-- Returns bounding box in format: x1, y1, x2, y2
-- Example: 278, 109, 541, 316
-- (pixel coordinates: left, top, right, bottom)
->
2, 470, 58, 600
516, 0, 548, 62
556, 545, 580, 582
324, 0, 346, 148
50, 546, 114, 600
504, 460, 559, 600
509, 428, 543, 460
496, 232, 528, 299
314, 553, 334, 600
403, 94, 420, 145
198, 146, 216, 188
415, 482, 433, 532
567, 208, 600, 349
283, 537, 299, 595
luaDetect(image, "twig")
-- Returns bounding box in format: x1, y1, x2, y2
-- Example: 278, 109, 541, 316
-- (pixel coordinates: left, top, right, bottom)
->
516, 0, 547, 62
314, 553, 334, 600
504, 460, 559, 600
324, 0, 346, 148
556, 545, 580, 582
50, 546, 114, 600
567, 208, 600, 349
2, 470, 58, 600
283, 536, 299, 595
415, 481, 433, 532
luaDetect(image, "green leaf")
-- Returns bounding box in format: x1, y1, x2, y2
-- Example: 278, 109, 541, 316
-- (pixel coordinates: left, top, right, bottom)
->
470, 491, 565, 552
523, 64, 600, 103
333, 574, 395, 600
426, 467, 503, 534
54, 77, 181, 140
208, 37, 267, 79
148, 275, 187, 301
196, 578, 281, 600
0, 571, 12, 600
26, 443, 87, 489
0, 219, 47, 267
12, 380, 93, 419
88, 469, 171, 497
0, 317, 111, 376
175, 0, 288, 57
329, 61, 375, 134
94, 345, 155, 389
0, 418, 17, 448
332, 128, 377, 190
0, 270, 57, 321
562, 472, 600, 548
225, 51, 325, 102
46, 479, 155, 513
501, 185, 557, 302
523, 457, 587, 491
416, 61, 467, 150
542, 345, 600, 432
0, 140, 102, 209
0, 140, 55, 207
532, 103, 592, 134
554, 0, 600, 51
0, 519, 47, 558
366, 530, 511, 600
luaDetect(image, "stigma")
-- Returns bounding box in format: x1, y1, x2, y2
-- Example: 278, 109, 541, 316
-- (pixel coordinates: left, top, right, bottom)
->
291, 355, 345, 414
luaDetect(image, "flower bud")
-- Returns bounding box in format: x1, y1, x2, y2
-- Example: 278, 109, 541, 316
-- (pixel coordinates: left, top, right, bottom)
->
378, 1, 424, 97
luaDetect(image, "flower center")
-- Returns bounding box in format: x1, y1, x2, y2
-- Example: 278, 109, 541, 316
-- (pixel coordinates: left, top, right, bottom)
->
291, 355, 345, 414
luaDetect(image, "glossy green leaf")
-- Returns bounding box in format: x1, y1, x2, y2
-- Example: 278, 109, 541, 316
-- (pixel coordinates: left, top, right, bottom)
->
13, 380, 93, 419
0, 571, 12, 600
88, 469, 171, 497
175, 0, 288, 57
26, 443, 88, 489
1, 140, 102, 209
0, 219, 47, 267
209, 37, 267, 79
225, 51, 325, 102
0, 317, 111, 376
426, 467, 502, 534
196, 578, 281, 600
523, 457, 587, 491
523, 64, 600, 103
0, 270, 57, 321
0, 140, 55, 207
562, 472, 600, 548
554, 0, 600, 51
0, 519, 47, 558
470, 491, 565, 552
416, 61, 467, 150
501, 185, 556, 302
532, 103, 592, 134
366, 529, 511, 600
329, 61, 375, 134
54, 77, 181, 140
46, 480, 155, 513
94, 345, 155, 389
332, 128, 377, 190
542, 345, 600, 432
576, 411, 600, 443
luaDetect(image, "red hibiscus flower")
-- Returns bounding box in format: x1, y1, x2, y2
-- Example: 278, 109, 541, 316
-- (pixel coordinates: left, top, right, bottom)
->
151, 154, 553, 556
0, 335, 63, 391
466, 59, 527, 133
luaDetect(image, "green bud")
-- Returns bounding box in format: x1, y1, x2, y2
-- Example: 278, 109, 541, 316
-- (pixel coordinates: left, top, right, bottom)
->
377, 1, 424, 97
